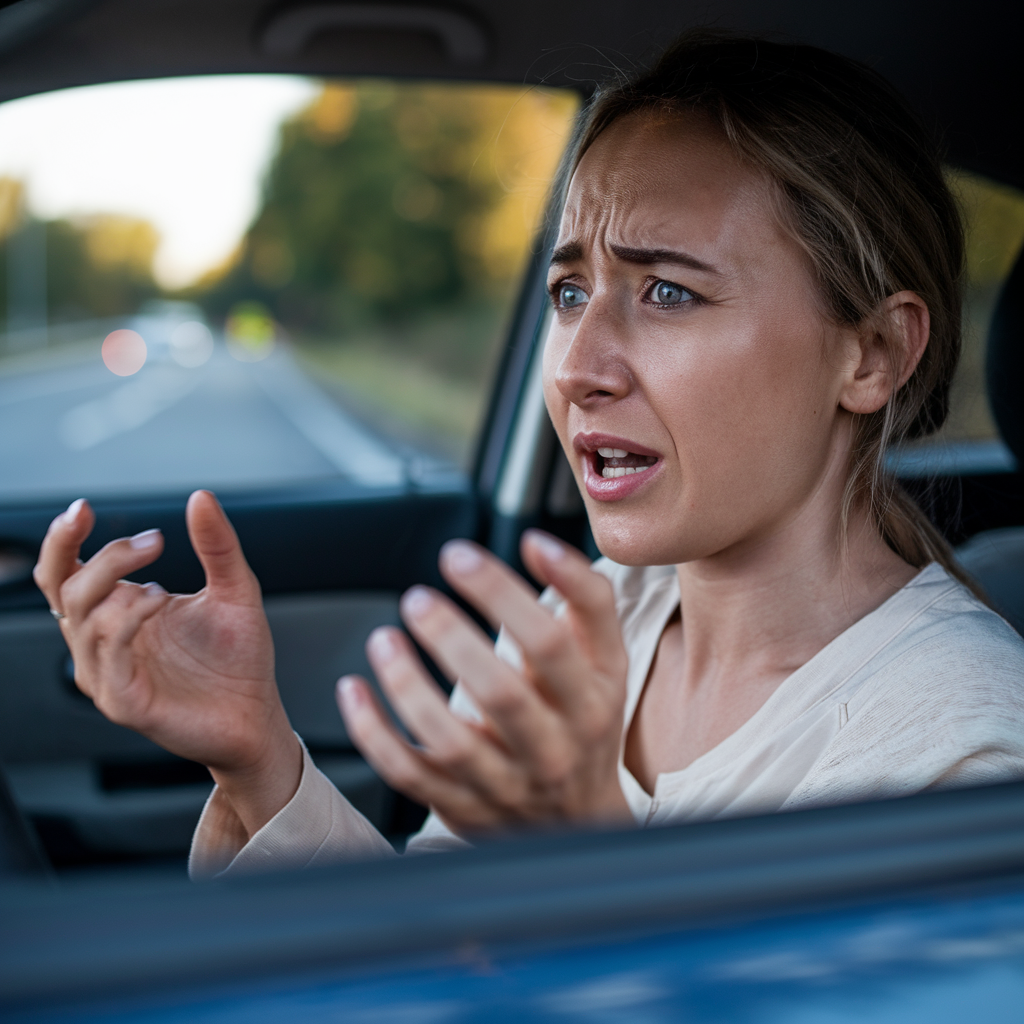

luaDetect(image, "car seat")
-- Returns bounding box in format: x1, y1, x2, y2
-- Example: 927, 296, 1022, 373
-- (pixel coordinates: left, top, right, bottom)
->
955, 246, 1024, 634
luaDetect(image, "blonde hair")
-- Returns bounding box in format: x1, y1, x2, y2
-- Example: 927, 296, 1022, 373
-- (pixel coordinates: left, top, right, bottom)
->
566, 30, 980, 594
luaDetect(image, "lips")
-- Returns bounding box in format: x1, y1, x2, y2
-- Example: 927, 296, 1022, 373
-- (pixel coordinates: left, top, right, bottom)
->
574, 432, 663, 502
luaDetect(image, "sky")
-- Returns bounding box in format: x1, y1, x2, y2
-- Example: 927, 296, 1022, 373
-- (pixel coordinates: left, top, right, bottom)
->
0, 75, 319, 288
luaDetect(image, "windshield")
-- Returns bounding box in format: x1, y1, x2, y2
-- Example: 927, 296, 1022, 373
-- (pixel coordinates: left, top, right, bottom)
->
0, 77, 578, 502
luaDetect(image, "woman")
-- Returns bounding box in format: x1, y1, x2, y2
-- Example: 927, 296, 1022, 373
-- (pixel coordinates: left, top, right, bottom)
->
33, 32, 1024, 876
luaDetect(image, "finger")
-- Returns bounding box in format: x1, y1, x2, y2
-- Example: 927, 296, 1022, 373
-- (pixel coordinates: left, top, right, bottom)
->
438, 540, 544, 633
73, 581, 169, 706
397, 587, 564, 758
58, 530, 165, 623
437, 541, 599, 709
365, 626, 517, 783
33, 498, 95, 611
89, 581, 170, 650
185, 490, 259, 605
337, 676, 485, 817
520, 530, 627, 677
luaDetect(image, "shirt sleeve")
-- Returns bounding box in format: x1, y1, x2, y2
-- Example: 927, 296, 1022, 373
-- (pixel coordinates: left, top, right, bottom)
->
404, 810, 472, 854
188, 737, 396, 879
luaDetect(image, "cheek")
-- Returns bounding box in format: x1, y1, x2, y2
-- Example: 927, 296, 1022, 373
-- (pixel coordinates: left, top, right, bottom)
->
647, 313, 834, 481
541, 331, 570, 426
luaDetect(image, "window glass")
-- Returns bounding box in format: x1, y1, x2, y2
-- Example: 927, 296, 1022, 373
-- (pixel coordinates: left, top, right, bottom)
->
0, 77, 578, 502
932, 170, 1024, 443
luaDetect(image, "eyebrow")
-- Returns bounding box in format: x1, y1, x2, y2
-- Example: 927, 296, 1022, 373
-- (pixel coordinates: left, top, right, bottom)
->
610, 244, 721, 274
549, 241, 720, 275
549, 241, 583, 264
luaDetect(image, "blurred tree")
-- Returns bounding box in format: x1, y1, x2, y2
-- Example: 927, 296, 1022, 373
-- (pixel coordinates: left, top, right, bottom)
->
195, 82, 576, 345
953, 171, 1024, 291
939, 171, 1024, 441
0, 178, 22, 242
45, 214, 160, 321
1, 179, 160, 330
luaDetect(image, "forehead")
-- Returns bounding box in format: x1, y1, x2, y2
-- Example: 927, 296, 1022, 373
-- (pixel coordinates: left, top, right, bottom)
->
559, 111, 775, 248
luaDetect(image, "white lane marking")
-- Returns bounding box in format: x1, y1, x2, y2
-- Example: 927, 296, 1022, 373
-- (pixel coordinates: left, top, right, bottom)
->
248, 348, 406, 487
58, 366, 202, 450
0, 363, 114, 407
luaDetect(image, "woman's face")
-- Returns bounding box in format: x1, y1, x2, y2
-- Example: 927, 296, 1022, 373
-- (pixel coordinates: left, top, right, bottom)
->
543, 111, 859, 568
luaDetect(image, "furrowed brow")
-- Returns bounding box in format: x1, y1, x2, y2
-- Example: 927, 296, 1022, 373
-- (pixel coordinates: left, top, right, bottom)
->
549, 241, 584, 265
609, 244, 720, 275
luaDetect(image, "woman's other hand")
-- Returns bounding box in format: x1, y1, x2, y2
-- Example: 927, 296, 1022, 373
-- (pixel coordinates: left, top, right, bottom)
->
33, 490, 301, 838
338, 531, 631, 836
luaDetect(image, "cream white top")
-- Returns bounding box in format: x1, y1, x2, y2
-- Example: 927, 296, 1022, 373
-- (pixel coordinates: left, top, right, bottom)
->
189, 561, 1024, 879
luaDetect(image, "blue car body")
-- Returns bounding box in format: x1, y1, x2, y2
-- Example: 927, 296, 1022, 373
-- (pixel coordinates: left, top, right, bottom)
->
4, 780, 1024, 1021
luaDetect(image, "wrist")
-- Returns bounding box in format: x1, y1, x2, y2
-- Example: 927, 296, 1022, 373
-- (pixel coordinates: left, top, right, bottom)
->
209, 723, 303, 839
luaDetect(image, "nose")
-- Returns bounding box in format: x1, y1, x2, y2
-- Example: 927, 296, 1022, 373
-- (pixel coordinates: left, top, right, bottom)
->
551, 303, 632, 408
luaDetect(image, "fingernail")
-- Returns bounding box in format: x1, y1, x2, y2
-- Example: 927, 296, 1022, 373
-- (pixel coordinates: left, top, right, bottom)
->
368, 627, 397, 662
130, 529, 161, 550
63, 498, 84, 524
338, 676, 362, 713
144, 581, 167, 595
527, 530, 565, 561
441, 540, 482, 576
401, 586, 433, 618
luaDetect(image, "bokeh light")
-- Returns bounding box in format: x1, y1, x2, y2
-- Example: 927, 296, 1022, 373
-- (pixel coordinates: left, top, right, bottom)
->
225, 302, 275, 362
170, 320, 214, 368
101, 329, 147, 376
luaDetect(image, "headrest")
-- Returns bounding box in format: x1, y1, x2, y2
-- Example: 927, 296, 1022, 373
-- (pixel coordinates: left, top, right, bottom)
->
987, 246, 1024, 463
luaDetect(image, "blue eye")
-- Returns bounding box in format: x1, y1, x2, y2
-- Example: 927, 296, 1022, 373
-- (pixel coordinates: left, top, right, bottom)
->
651, 281, 692, 305
557, 283, 588, 308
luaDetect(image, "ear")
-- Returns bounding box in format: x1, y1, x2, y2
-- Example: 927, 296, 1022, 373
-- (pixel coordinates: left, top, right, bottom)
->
838, 291, 930, 416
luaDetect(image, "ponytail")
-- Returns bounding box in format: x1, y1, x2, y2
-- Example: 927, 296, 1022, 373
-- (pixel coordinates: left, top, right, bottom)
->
878, 480, 988, 602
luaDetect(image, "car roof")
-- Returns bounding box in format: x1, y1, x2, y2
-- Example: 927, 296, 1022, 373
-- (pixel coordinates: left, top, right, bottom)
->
0, 0, 1020, 189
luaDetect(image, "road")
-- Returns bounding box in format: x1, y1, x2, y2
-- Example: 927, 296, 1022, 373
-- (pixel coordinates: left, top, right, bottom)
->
0, 330, 408, 504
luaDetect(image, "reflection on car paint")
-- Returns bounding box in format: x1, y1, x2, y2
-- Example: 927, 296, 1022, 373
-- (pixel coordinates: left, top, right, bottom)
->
12, 888, 1024, 1023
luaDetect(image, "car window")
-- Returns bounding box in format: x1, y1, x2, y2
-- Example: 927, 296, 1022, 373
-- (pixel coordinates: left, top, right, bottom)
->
892, 170, 1024, 475
948, 171, 1024, 440
0, 77, 578, 502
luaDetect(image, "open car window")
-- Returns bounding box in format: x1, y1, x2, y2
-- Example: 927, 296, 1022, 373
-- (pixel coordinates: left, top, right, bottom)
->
0, 76, 578, 502
891, 171, 1024, 477
0, 76, 579, 874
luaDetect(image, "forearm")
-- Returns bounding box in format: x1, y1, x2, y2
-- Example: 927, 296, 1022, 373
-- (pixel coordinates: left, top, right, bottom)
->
207, 719, 305, 841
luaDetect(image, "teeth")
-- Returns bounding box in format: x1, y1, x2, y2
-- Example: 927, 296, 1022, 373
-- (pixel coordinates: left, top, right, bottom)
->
597, 447, 630, 458
601, 465, 651, 479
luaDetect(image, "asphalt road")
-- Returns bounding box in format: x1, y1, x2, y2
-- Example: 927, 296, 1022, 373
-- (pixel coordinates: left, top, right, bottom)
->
0, 330, 407, 504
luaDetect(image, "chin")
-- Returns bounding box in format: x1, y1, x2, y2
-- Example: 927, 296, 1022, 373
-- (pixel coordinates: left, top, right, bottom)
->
588, 504, 736, 567
588, 518, 686, 568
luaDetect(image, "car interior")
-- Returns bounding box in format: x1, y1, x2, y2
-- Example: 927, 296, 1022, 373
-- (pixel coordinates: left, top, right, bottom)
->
0, 0, 1022, 1015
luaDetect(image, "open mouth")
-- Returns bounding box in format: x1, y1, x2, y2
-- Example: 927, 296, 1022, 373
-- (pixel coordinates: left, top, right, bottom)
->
577, 432, 663, 499
574, 433, 663, 500
595, 446, 659, 479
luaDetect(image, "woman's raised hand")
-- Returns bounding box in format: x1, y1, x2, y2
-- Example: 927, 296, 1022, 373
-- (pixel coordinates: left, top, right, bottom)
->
32, 490, 301, 837
339, 532, 632, 836
34, 494, 629, 843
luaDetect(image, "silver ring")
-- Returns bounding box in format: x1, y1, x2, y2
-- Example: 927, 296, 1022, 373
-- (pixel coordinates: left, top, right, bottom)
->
50, 608, 65, 621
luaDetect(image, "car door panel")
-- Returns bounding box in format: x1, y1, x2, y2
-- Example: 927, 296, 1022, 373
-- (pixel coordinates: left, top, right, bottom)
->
0, 585, 413, 862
